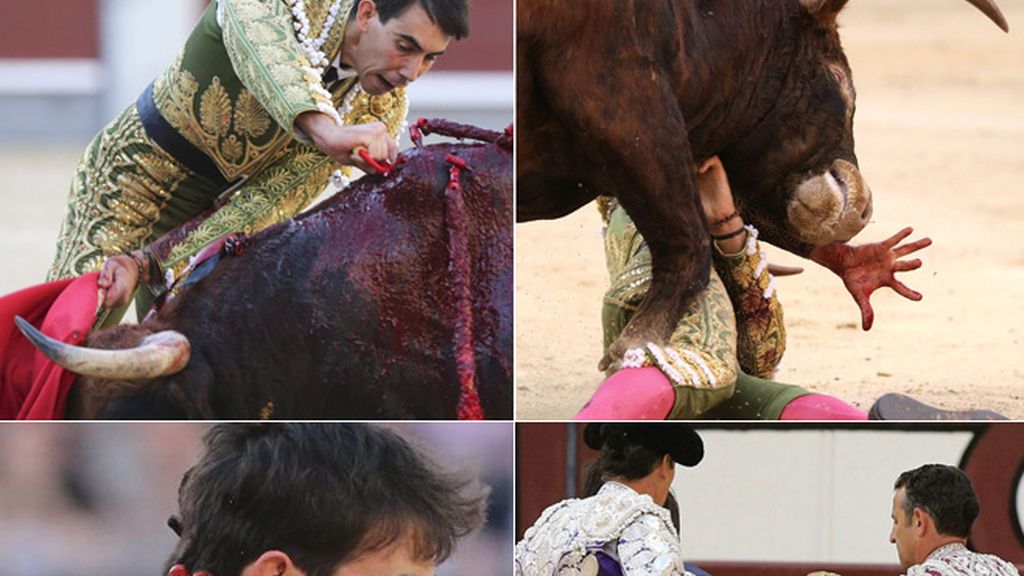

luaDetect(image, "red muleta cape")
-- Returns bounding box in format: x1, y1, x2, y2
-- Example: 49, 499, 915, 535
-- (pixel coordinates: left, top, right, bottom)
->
0, 273, 99, 419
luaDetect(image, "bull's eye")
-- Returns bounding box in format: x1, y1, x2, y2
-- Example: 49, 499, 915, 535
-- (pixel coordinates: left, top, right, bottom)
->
828, 64, 845, 87
827, 62, 854, 117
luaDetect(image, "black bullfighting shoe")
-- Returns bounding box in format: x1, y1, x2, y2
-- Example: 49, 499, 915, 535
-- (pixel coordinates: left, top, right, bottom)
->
868, 393, 1008, 421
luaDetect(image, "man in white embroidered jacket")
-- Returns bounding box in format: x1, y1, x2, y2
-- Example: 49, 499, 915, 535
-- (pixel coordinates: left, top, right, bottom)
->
515, 423, 704, 576
889, 464, 1019, 576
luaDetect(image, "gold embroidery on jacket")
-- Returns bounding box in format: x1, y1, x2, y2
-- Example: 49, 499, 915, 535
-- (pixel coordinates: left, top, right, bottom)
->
156, 55, 284, 181
49, 107, 191, 279
713, 247, 787, 378
220, 0, 333, 132
163, 145, 335, 268
235, 90, 272, 138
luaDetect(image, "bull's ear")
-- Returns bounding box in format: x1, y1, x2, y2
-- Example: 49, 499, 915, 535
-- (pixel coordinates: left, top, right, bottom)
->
799, 0, 850, 19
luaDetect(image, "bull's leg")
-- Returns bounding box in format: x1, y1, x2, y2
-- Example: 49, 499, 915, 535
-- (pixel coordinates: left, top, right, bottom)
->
608, 177, 711, 368
533, 44, 711, 368
516, 54, 598, 221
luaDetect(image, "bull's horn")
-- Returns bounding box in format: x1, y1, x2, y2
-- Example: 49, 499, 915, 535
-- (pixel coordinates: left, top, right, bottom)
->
14, 316, 190, 380
964, 0, 1009, 32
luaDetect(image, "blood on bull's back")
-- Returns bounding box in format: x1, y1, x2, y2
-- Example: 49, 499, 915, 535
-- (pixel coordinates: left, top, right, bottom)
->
12, 124, 513, 420
159, 137, 512, 419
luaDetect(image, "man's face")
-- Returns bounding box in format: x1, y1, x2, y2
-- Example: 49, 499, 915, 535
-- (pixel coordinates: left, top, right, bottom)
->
890, 488, 918, 570
332, 534, 435, 576
351, 0, 452, 95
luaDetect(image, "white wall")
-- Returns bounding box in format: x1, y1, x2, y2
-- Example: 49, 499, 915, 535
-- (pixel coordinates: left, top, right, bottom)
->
99, 0, 200, 123
406, 71, 513, 133
1, 3, 509, 140
96, 3, 512, 136
673, 429, 975, 564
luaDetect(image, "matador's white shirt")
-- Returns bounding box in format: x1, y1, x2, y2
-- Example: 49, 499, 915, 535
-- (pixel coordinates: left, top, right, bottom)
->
905, 542, 1019, 576
515, 482, 695, 576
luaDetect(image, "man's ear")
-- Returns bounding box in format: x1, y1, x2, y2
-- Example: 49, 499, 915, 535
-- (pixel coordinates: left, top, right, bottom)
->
911, 507, 929, 537
662, 454, 674, 476
356, 0, 378, 30
239, 551, 304, 576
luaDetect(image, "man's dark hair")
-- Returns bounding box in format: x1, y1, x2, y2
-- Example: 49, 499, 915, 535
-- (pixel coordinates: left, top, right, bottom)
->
581, 431, 682, 529
894, 464, 980, 538
582, 430, 667, 498
663, 490, 682, 532
166, 424, 488, 576
352, 0, 470, 40
580, 423, 703, 497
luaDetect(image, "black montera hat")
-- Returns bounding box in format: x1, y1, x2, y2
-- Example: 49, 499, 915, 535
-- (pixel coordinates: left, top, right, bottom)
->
583, 423, 704, 467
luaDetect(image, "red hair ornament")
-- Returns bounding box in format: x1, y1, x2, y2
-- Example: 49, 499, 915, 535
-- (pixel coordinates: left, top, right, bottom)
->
169, 564, 211, 576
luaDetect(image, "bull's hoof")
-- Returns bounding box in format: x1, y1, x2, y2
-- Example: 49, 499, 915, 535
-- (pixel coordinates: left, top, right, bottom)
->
868, 392, 1008, 421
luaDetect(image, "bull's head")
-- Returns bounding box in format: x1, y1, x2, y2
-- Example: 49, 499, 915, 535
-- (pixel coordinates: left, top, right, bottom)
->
721, 0, 1007, 255
14, 316, 202, 419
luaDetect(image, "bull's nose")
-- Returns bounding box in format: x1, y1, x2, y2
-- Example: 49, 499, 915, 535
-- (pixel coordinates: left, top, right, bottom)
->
787, 159, 872, 245
828, 166, 850, 208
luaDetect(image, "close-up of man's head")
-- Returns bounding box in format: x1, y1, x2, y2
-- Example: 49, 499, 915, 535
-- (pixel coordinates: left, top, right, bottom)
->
345, 0, 469, 94
894, 464, 980, 539
166, 424, 488, 576
889, 463, 981, 569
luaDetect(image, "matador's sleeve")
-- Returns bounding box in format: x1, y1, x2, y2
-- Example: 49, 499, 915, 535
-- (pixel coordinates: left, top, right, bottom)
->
617, 514, 692, 576
145, 87, 408, 274
159, 146, 337, 273
218, 0, 342, 133
712, 225, 787, 378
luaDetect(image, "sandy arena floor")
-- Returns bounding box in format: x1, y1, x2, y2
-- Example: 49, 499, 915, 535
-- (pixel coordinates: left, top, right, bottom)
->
515, 0, 1024, 419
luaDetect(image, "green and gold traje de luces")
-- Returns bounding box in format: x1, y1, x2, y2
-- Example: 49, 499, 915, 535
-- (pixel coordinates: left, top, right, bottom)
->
50, 0, 408, 287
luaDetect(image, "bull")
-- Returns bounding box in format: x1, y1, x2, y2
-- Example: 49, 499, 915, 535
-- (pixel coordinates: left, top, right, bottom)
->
516, 0, 1008, 365
16, 120, 513, 420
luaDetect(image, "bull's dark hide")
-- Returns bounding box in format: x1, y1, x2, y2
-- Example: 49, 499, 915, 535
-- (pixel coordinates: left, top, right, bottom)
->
72, 132, 512, 420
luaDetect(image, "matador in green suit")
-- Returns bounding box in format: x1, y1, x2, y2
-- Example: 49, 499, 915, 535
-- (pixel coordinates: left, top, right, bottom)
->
48, 0, 467, 320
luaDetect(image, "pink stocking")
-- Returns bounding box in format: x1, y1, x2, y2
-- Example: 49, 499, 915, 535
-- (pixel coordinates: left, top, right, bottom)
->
780, 394, 868, 420
575, 367, 674, 420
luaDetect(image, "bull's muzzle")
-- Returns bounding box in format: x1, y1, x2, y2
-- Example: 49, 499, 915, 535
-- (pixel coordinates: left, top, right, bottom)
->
14, 316, 191, 380
786, 159, 872, 246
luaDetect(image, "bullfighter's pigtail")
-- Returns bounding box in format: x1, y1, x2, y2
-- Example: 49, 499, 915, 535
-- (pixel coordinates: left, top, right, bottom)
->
165, 513, 212, 576
167, 514, 183, 537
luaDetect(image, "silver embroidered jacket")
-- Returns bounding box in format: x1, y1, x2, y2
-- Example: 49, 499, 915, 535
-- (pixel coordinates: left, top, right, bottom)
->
906, 543, 1019, 576
515, 482, 695, 576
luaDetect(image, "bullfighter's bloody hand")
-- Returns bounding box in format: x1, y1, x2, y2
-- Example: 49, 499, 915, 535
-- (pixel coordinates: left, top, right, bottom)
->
97, 254, 139, 309
809, 227, 932, 330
